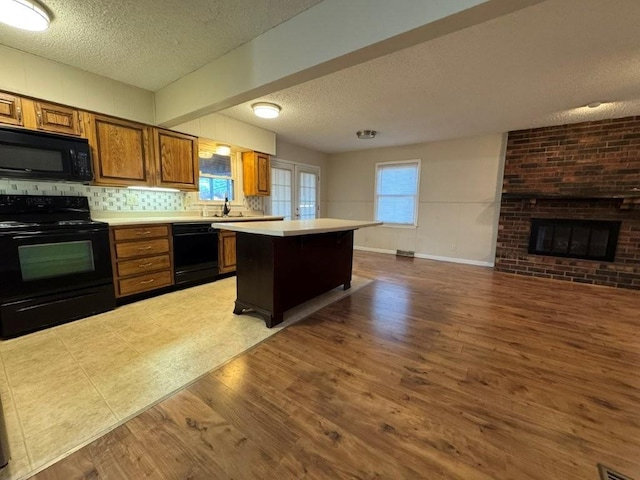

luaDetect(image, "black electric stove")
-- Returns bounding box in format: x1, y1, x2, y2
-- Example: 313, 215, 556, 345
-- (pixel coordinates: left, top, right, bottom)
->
0, 194, 115, 338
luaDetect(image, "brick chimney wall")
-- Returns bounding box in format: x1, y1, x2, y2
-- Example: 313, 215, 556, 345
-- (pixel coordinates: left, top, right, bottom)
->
495, 116, 640, 290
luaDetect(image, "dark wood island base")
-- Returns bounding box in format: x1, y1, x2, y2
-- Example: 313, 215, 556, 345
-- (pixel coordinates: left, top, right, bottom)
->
232, 230, 354, 327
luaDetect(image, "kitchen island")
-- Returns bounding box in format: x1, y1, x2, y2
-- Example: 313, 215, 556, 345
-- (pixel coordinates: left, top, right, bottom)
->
211, 218, 381, 327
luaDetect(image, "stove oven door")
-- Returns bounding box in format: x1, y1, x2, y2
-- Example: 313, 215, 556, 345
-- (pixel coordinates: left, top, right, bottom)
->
0, 226, 113, 301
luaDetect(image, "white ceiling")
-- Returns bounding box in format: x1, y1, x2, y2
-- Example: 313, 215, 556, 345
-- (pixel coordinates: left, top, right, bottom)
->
221, 0, 640, 153
0, 0, 323, 91
1, 0, 640, 154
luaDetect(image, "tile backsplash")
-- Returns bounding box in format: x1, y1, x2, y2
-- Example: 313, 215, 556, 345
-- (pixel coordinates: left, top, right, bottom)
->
0, 179, 265, 214
0, 179, 186, 211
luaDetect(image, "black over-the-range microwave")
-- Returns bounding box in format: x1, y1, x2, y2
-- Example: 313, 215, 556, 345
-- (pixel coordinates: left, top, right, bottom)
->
0, 126, 93, 183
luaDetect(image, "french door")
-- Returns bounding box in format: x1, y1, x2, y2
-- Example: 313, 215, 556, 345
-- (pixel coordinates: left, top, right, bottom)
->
269, 160, 320, 220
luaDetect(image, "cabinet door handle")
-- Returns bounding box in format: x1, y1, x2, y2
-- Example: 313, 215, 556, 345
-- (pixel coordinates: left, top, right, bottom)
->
137, 245, 152, 250
37, 111, 43, 127
138, 262, 154, 267
78, 113, 83, 135
136, 230, 152, 235
140, 278, 155, 285
16, 106, 22, 124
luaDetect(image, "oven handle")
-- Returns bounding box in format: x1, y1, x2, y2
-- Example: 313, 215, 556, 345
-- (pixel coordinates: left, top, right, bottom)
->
12, 228, 106, 240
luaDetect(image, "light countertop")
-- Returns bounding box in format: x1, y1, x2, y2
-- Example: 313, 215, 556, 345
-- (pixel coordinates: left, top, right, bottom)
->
211, 218, 382, 237
94, 215, 283, 226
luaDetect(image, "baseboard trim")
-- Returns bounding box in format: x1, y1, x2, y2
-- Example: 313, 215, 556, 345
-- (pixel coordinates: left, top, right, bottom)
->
354, 246, 495, 268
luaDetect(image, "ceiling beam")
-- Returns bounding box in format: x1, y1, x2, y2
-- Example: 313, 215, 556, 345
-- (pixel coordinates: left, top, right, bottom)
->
155, 0, 546, 127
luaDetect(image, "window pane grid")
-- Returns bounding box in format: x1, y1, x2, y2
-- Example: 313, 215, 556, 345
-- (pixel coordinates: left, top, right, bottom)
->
271, 167, 293, 220
299, 171, 316, 220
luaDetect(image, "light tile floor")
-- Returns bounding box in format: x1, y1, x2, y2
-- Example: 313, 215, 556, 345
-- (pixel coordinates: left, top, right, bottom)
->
0, 275, 371, 480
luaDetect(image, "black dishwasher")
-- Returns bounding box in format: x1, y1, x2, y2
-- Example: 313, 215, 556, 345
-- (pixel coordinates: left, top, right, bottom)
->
172, 223, 219, 286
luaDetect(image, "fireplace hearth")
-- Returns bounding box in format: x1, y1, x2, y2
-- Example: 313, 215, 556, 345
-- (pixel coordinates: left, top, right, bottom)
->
528, 218, 620, 262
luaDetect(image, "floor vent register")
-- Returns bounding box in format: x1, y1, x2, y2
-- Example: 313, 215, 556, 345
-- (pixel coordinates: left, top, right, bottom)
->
599, 464, 635, 480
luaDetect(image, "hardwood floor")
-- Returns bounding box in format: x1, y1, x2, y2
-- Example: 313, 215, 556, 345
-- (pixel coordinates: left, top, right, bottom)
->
33, 252, 640, 480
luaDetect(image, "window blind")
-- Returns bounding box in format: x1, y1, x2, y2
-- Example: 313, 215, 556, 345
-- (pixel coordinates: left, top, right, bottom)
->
375, 161, 420, 225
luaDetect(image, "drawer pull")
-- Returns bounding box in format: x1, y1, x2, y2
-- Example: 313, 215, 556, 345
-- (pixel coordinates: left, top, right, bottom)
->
138, 262, 154, 267
140, 278, 155, 285
137, 245, 152, 250
136, 230, 152, 235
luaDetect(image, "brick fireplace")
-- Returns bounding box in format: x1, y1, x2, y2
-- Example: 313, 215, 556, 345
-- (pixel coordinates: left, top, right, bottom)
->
495, 116, 640, 290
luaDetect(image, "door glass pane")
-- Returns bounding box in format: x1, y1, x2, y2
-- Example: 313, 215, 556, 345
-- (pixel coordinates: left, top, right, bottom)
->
271, 167, 293, 220
18, 241, 95, 281
298, 171, 317, 220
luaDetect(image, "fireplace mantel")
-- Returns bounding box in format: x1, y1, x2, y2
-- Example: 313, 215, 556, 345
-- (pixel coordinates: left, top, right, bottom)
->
501, 192, 640, 210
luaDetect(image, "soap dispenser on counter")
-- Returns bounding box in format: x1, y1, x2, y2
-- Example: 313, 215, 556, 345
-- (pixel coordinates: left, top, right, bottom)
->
223, 197, 231, 216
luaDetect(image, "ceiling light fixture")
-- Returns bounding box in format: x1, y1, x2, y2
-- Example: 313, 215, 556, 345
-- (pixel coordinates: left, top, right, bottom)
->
215, 144, 231, 156
252, 102, 281, 119
356, 130, 377, 139
0, 0, 50, 31
586, 101, 604, 108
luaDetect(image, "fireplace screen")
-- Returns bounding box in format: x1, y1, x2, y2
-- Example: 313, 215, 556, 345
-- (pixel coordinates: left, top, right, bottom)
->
528, 218, 621, 262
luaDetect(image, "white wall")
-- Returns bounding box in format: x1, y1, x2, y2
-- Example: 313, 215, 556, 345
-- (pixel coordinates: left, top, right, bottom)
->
0, 45, 155, 124
174, 114, 276, 155
326, 133, 506, 266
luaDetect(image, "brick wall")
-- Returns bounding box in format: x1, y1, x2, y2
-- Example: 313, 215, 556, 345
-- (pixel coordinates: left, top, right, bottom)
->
495, 116, 640, 290
503, 116, 640, 195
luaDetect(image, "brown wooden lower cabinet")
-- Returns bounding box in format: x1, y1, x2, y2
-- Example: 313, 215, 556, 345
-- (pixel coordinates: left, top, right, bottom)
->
110, 224, 174, 298
218, 230, 237, 274
117, 270, 173, 297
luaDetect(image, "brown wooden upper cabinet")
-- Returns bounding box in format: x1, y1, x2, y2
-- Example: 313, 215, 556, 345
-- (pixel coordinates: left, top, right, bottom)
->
0, 94, 82, 136
153, 128, 199, 191
83, 113, 155, 187
0, 92, 23, 127
0, 89, 198, 191
26, 100, 83, 136
242, 151, 270, 196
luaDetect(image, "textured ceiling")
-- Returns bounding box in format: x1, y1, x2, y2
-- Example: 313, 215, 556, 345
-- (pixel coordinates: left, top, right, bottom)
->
2, 0, 640, 154
0, 0, 323, 91
221, 0, 640, 153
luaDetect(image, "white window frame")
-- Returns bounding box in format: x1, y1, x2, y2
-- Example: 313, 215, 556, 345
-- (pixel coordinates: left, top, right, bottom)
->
374, 159, 421, 228
190, 143, 245, 207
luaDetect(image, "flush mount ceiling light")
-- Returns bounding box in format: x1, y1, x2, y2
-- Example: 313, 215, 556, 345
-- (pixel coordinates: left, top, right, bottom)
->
356, 130, 377, 139
0, 0, 50, 31
586, 101, 605, 108
252, 102, 281, 119
215, 144, 231, 156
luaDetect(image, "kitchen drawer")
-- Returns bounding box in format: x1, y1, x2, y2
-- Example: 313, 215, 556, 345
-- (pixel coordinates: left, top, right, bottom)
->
118, 270, 173, 296
113, 225, 169, 241
115, 238, 169, 259
116, 254, 171, 277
